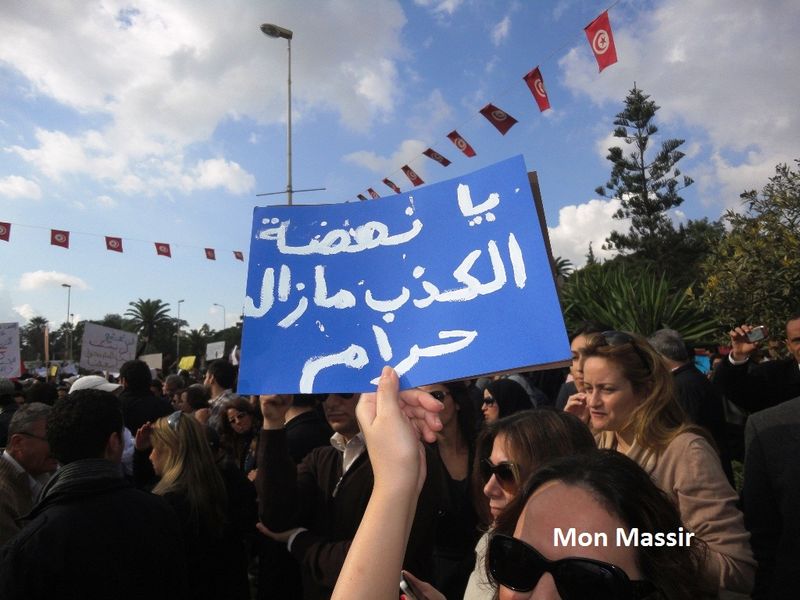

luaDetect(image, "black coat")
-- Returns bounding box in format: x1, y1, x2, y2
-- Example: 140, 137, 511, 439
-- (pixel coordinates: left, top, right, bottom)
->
119, 389, 173, 435
0, 468, 187, 600
742, 397, 800, 599
714, 357, 800, 413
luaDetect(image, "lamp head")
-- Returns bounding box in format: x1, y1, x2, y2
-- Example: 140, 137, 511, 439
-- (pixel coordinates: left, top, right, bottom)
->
260, 23, 293, 40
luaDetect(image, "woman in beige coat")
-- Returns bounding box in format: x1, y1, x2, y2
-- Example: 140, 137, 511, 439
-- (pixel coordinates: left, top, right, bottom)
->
565, 330, 755, 596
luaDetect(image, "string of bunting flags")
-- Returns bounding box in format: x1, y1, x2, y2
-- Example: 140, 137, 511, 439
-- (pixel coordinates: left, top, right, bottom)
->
0, 220, 245, 263
354, 8, 618, 199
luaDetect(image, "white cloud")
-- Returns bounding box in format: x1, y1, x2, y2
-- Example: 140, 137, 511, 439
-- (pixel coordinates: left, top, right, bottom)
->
13, 304, 37, 321
18, 272, 89, 292
559, 0, 800, 210
1, 0, 408, 191
0, 175, 42, 199
343, 139, 428, 178
548, 198, 630, 268
407, 89, 453, 137
414, 0, 464, 16
95, 195, 117, 208
190, 158, 255, 195
491, 16, 511, 46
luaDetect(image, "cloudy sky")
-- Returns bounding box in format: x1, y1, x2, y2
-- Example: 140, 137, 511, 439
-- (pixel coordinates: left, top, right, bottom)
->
1, 0, 797, 333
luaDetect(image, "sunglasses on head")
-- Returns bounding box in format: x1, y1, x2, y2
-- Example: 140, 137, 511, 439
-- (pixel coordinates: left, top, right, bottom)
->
480, 458, 520, 491
598, 331, 652, 374
167, 410, 183, 432
489, 534, 656, 600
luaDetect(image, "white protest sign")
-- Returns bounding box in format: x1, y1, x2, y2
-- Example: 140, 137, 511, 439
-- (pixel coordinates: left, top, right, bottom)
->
140, 353, 163, 370
206, 341, 226, 360
0, 322, 21, 378
79, 323, 138, 371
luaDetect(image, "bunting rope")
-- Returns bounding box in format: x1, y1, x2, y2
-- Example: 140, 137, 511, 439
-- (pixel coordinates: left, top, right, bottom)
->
354, 2, 622, 200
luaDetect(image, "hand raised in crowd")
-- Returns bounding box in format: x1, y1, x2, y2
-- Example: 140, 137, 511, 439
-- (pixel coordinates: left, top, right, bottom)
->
259, 394, 292, 429
357, 366, 444, 494
728, 324, 767, 361
134, 422, 153, 451
564, 391, 590, 424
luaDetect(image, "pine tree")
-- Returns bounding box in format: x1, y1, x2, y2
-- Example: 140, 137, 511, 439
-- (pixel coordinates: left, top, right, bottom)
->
596, 85, 693, 262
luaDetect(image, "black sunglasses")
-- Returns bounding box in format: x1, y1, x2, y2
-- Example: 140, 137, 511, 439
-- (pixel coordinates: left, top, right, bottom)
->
480, 459, 520, 492
167, 410, 183, 432
598, 331, 652, 374
429, 390, 449, 402
489, 534, 656, 599
482, 396, 496, 406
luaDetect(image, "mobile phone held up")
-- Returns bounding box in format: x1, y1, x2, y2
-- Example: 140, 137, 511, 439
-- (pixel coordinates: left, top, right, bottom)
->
399, 572, 423, 600
746, 326, 768, 343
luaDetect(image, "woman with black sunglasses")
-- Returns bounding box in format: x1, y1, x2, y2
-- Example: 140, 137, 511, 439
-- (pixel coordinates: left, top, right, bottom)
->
564, 331, 755, 595
400, 408, 596, 600
489, 450, 710, 599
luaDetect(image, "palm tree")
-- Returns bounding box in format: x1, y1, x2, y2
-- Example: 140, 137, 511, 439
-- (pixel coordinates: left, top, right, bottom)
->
124, 299, 173, 351
553, 256, 574, 279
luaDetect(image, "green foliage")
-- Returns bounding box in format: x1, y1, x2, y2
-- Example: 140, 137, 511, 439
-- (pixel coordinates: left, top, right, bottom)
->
20, 316, 49, 361
553, 256, 574, 279
561, 263, 718, 341
699, 159, 800, 337
124, 298, 174, 353
596, 85, 693, 262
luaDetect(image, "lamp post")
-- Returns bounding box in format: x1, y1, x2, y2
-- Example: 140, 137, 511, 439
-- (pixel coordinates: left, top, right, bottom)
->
61, 283, 71, 361
213, 303, 226, 333
260, 22, 294, 205
176, 299, 185, 361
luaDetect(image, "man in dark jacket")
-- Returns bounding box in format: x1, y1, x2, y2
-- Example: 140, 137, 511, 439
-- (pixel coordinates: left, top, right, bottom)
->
118, 359, 172, 435
714, 316, 800, 413
255, 392, 438, 600
0, 389, 187, 599
742, 396, 800, 599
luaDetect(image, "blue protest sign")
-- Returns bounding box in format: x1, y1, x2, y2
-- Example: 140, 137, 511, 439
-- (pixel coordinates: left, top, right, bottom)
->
239, 155, 569, 393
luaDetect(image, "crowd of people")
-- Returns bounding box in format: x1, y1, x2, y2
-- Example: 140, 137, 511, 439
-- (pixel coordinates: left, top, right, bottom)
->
0, 312, 798, 599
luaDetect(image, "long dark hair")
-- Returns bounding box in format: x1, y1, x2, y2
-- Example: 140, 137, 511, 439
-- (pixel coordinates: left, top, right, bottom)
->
472, 409, 596, 525
492, 450, 711, 599
485, 378, 531, 418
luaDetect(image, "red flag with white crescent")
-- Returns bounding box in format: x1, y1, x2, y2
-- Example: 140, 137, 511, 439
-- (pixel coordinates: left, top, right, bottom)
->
0, 222, 10, 242
51, 229, 70, 248
447, 130, 476, 157
479, 103, 518, 135
233, 251, 244, 261
523, 66, 551, 112
585, 11, 618, 72
401, 165, 424, 187
367, 188, 380, 199
382, 178, 401, 194
205, 248, 216, 260
105, 236, 123, 252
155, 242, 171, 257
423, 148, 451, 166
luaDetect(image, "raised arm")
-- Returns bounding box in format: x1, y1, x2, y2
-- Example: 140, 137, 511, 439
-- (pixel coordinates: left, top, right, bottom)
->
332, 366, 442, 600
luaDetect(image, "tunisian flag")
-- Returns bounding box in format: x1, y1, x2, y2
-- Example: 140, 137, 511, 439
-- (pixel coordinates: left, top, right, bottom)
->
523, 67, 551, 112
423, 148, 451, 166
105, 236, 123, 252
480, 104, 518, 135
383, 178, 401, 194
401, 165, 424, 187
205, 248, 216, 260
0, 222, 10, 242
585, 11, 618, 72
367, 188, 380, 199
233, 251, 244, 261
51, 229, 70, 248
447, 130, 476, 157
155, 242, 171, 257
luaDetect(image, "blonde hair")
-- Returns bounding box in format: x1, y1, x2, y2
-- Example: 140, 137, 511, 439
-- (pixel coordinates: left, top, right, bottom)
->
582, 332, 709, 454
151, 412, 228, 537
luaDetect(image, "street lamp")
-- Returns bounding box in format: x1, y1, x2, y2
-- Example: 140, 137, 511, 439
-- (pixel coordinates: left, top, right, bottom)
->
176, 299, 185, 360
213, 303, 227, 332
61, 283, 71, 361
261, 22, 294, 205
